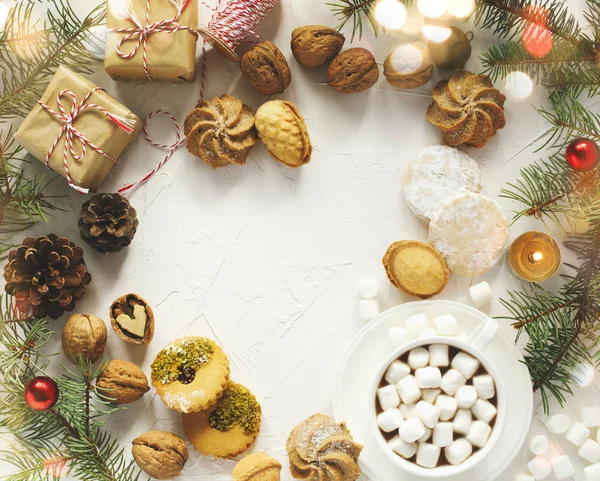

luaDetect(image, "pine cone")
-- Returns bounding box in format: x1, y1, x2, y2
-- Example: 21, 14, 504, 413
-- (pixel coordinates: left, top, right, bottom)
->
79, 193, 138, 253
426, 71, 506, 148
4, 234, 92, 319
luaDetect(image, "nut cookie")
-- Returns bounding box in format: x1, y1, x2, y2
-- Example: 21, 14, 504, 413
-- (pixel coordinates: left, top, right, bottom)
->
233, 452, 282, 481
151, 337, 230, 413
182, 382, 262, 458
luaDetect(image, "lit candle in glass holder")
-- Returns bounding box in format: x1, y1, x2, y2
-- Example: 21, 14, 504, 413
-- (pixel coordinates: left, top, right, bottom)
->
509, 231, 561, 282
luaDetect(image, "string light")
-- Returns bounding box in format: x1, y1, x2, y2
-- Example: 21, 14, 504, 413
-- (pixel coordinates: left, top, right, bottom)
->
422, 25, 452, 42
446, 0, 475, 18
417, 0, 447, 18
503, 71, 534, 101
373, 0, 408, 30
0, 3, 8, 29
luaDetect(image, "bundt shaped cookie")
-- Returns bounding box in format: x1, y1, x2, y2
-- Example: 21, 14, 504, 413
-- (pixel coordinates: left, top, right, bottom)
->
184, 94, 258, 168
287, 414, 363, 481
426, 71, 506, 148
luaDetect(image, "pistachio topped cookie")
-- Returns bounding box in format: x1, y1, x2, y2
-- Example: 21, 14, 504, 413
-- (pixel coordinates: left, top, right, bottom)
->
182, 382, 262, 458
151, 337, 230, 413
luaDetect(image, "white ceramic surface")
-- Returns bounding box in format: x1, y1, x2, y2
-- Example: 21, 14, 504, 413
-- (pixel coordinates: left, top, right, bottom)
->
333, 301, 533, 481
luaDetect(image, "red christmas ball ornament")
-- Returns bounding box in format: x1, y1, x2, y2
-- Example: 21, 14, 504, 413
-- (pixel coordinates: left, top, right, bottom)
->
24, 376, 59, 411
566, 138, 599, 171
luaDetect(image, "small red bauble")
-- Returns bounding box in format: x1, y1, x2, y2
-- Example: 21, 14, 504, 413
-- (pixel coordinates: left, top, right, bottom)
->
566, 138, 599, 171
24, 376, 59, 411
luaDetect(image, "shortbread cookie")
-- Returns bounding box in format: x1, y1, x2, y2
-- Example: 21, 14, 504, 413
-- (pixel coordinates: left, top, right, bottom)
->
287, 414, 363, 481
429, 193, 509, 276
182, 382, 261, 458
151, 337, 230, 413
383, 241, 449, 298
403, 145, 482, 221
233, 453, 282, 481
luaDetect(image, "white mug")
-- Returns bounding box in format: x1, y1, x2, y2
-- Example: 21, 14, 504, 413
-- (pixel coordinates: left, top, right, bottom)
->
370, 317, 505, 478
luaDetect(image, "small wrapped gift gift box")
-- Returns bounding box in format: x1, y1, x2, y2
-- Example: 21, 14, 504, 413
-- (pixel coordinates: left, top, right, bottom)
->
15, 66, 142, 193
105, 0, 198, 82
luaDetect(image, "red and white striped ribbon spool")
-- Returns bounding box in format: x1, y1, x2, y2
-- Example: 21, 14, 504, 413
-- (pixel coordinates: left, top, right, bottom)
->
38, 88, 136, 195
111, 0, 197, 81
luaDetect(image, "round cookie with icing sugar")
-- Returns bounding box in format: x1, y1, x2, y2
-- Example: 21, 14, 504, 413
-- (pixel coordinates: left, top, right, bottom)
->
429, 193, 509, 276
403, 145, 482, 222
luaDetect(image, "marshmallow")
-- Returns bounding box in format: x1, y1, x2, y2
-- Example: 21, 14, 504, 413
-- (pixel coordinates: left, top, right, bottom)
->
582, 406, 600, 428
434, 314, 458, 336
416, 443, 441, 468
584, 463, 600, 481
472, 399, 497, 423
397, 375, 422, 405
418, 427, 432, 443
406, 313, 429, 340
385, 361, 411, 384
400, 403, 417, 420
436, 395, 458, 421
408, 347, 430, 369
579, 439, 600, 463
377, 385, 400, 411
516, 475, 535, 481
359, 299, 380, 323
416, 367, 442, 389
416, 401, 440, 429
547, 414, 571, 434
469, 281, 493, 307
551, 456, 574, 480
390, 436, 418, 459
433, 422, 453, 448
455, 385, 478, 409
441, 369, 467, 395
429, 344, 450, 367
418, 328, 439, 339
597, 429, 600, 444
529, 435, 548, 455
377, 409, 404, 433
566, 421, 591, 446
388, 327, 408, 349
527, 457, 552, 481
451, 352, 480, 379
400, 417, 426, 444
422, 389, 441, 404
473, 374, 495, 400
453, 409, 472, 435
466, 420, 492, 448
445, 438, 472, 466
358, 278, 378, 299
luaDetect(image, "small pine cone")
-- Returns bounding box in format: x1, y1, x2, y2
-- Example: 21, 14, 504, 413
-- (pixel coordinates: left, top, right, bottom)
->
3, 234, 92, 319
79, 193, 138, 253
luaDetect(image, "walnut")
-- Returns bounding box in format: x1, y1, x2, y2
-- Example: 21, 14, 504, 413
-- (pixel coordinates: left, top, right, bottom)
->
61, 313, 107, 364
96, 359, 149, 404
132, 431, 189, 480
109, 293, 154, 345
241, 41, 291, 95
328, 48, 379, 94
291, 25, 345, 68
384, 44, 433, 89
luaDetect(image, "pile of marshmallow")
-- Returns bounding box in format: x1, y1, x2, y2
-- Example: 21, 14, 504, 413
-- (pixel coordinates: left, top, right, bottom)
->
518, 407, 600, 481
376, 342, 497, 469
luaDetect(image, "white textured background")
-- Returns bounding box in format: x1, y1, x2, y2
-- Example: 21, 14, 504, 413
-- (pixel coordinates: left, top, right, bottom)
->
2, 0, 600, 480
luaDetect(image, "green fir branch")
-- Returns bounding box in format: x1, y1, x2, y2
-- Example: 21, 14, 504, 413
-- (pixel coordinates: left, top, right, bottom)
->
543, 65, 600, 98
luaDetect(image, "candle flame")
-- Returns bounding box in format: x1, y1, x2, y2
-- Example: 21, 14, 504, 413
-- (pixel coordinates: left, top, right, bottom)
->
531, 251, 544, 262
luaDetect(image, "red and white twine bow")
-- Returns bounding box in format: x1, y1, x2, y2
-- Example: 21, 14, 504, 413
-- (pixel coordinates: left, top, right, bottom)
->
112, 0, 196, 81
38, 88, 136, 194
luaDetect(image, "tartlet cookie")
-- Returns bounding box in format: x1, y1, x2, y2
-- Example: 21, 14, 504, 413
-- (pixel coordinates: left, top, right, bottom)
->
182, 382, 262, 458
233, 452, 282, 481
383, 240, 449, 298
429, 193, 509, 276
287, 414, 363, 481
403, 145, 482, 222
151, 337, 230, 413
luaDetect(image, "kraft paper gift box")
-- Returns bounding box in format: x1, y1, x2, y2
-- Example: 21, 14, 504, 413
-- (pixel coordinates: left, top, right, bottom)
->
15, 66, 142, 192
105, 0, 198, 82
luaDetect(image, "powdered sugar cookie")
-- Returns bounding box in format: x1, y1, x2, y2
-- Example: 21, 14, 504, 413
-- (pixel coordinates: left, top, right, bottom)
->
151, 337, 230, 413
403, 145, 482, 222
429, 193, 509, 276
